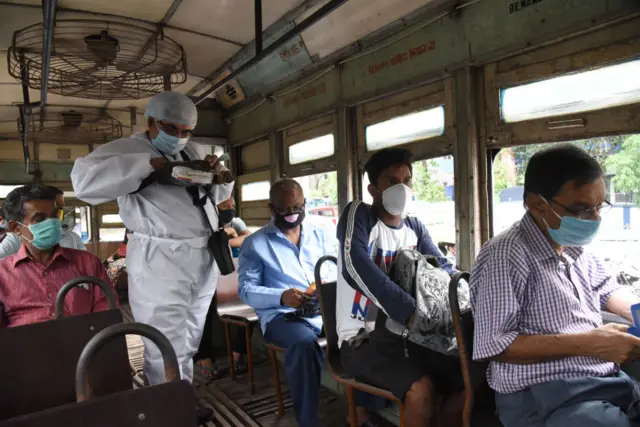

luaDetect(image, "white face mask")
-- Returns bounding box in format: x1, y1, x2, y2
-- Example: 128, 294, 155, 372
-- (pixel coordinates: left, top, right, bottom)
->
381, 183, 413, 216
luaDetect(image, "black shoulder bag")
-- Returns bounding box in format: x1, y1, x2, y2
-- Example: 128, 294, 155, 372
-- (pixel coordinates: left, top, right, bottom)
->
130, 150, 235, 275
179, 151, 235, 276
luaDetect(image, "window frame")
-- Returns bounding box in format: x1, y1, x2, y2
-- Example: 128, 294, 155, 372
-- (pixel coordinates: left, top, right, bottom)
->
484, 17, 640, 150
356, 79, 455, 166
237, 170, 272, 227
281, 114, 337, 178
355, 78, 456, 205
483, 18, 640, 242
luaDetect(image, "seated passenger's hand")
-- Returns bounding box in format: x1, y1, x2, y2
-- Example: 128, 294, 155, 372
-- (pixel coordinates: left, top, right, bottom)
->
589, 323, 640, 364
281, 288, 309, 309
224, 227, 238, 238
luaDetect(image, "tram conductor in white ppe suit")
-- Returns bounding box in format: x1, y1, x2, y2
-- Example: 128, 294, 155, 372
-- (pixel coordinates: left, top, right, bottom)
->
71, 92, 234, 385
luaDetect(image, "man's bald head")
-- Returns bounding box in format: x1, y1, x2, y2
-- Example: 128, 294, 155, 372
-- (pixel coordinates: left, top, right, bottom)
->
269, 178, 304, 212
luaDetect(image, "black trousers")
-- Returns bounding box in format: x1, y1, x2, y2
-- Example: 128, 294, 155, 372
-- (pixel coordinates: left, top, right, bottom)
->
195, 293, 251, 362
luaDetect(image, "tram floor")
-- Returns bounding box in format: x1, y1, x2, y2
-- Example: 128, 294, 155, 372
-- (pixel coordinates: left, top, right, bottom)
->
122, 305, 501, 427
122, 304, 395, 427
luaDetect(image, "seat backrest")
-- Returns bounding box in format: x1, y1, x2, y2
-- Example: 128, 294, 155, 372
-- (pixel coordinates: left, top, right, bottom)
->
315, 256, 344, 375
449, 272, 488, 393
0, 381, 196, 427
0, 310, 131, 421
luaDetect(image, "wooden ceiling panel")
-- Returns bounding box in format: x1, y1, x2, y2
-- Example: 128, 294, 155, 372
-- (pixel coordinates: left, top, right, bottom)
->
169, 0, 304, 44
298, 0, 432, 59
0, 5, 42, 51
164, 28, 240, 78
59, 0, 175, 22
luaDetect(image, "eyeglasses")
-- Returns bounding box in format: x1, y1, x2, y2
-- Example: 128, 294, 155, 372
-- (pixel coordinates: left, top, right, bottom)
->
551, 199, 612, 219
157, 121, 194, 138
273, 200, 306, 216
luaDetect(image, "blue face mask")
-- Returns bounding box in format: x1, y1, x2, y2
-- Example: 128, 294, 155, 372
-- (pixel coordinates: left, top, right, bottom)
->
151, 124, 189, 155
19, 218, 63, 250
0, 221, 7, 230
544, 204, 601, 247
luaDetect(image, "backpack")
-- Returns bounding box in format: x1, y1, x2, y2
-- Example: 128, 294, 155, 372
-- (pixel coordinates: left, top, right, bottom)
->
372, 249, 470, 356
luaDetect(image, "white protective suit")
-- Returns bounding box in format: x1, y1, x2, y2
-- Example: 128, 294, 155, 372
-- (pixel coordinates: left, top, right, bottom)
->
71, 131, 234, 385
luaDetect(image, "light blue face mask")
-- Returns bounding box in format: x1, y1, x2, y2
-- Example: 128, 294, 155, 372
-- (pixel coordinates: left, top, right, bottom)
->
543, 202, 601, 247
18, 218, 63, 250
0, 221, 7, 230
151, 124, 189, 155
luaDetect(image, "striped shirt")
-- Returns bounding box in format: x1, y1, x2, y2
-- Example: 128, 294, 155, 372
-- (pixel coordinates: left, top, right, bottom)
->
0, 244, 117, 327
470, 213, 621, 394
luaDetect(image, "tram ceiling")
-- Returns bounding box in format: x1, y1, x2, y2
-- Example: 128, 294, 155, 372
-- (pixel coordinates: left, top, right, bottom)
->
0, 0, 444, 119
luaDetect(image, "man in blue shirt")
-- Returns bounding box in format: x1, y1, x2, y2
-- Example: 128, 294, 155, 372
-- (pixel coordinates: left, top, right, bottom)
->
239, 178, 377, 427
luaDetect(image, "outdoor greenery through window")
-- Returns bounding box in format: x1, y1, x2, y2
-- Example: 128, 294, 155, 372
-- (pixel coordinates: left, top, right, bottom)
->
362, 155, 456, 255
365, 106, 445, 151
500, 59, 640, 123
295, 171, 338, 227
491, 134, 640, 275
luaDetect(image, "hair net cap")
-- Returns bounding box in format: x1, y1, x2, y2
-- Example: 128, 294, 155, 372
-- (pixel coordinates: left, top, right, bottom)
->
144, 92, 198, 128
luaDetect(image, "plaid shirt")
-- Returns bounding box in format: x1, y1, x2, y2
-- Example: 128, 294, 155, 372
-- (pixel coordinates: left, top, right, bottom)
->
470, 213, 621, 394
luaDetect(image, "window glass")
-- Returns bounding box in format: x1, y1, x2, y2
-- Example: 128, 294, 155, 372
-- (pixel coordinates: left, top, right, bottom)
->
491, 135, 640, 276
289, 134, 335, 165
361, 155, 456, 257
501, 60, 640, 123
99, 228, 127, 242
101, 214, 123, 224
59, 206, 90, 242
365, 106, 445, 151
295, 171, 338, 227
241, 181, 270, 202
0, 185, 22, 198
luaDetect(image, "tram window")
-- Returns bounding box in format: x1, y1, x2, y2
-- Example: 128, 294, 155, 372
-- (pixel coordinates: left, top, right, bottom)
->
99, 228, 127, 242
289, 134, 335, 165
295, 171, 338, 225
0, 185, 21, 198
491, 135, 640, 273
101, 214, 123, 224
365, 106, 445, 151
361, 155, 456, 246
501, 60, 640, 123
73, 206, 91, 242
241, 180, 270, 202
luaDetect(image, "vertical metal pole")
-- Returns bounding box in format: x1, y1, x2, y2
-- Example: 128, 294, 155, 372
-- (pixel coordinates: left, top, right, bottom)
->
18, 107, 30, 174
40, 0, 58, 107
254, 0, 262, 55
163, 75, 171, 91
129, 106, 137, 135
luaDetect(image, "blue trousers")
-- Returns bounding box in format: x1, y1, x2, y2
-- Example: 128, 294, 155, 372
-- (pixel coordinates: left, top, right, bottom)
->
496, 372, 640, 427
265, 314, 325, 427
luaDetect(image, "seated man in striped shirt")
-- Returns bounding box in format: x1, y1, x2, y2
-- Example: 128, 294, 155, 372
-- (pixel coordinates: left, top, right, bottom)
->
470, 145, 640, 427
0, 184, 116, 327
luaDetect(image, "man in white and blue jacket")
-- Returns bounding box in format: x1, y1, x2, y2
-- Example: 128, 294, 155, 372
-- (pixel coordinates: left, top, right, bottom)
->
336, 148, 464, 427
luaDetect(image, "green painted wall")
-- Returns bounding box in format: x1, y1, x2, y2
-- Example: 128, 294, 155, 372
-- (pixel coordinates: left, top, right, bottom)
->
229, 0, 640, 143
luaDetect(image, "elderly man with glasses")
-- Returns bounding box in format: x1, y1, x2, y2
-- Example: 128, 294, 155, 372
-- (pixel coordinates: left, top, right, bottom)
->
470, 144, 640, 427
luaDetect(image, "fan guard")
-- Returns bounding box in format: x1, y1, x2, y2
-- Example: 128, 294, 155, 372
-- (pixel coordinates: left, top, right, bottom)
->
8, 20, 188, 100
17, 107, 123, 145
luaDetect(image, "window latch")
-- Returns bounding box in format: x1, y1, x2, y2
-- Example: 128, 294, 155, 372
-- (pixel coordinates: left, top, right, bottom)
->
547, 118, 585, 130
